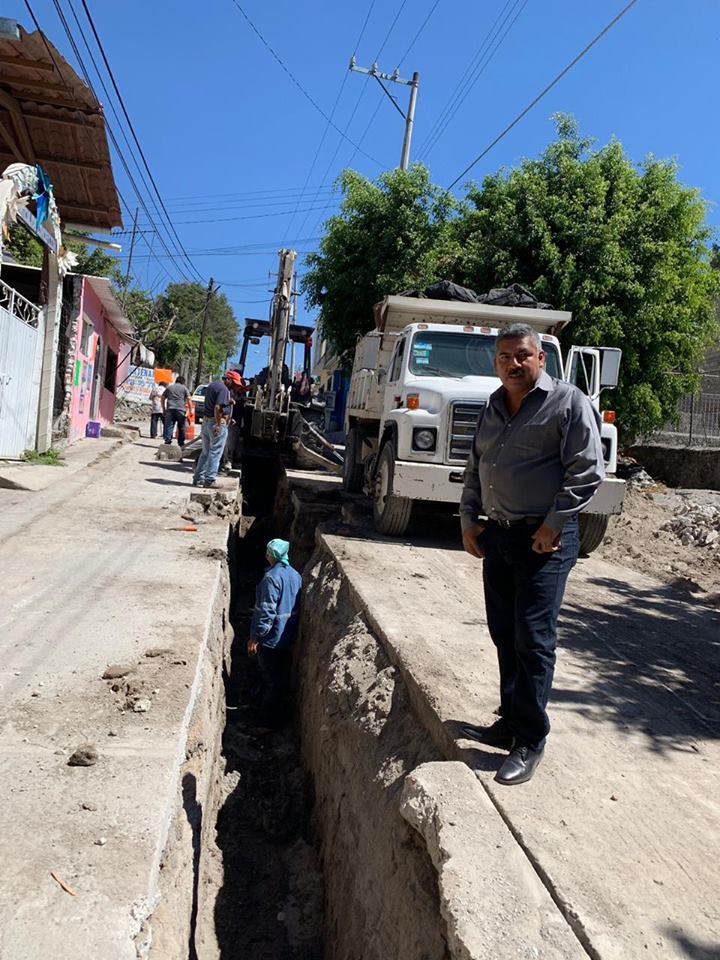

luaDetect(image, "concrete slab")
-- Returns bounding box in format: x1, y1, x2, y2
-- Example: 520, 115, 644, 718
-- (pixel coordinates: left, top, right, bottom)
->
319, 529, 720, 960
0, 440, 233, 959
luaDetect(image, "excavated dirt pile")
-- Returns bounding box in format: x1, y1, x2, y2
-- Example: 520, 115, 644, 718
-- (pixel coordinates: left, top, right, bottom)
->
598, 464, 720, 605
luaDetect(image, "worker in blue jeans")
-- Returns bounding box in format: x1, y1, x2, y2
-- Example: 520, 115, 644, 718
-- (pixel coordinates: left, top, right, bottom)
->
193, 371, 242, 488
247, 538, 302, 729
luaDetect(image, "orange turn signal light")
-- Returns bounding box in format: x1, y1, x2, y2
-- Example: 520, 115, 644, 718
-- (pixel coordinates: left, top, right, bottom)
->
407, 394, 420, 410
602, 410, 616, 424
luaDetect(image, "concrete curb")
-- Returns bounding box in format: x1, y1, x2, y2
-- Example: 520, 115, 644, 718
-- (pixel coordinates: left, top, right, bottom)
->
400, 762, 582, 959
0, 437, 126, 491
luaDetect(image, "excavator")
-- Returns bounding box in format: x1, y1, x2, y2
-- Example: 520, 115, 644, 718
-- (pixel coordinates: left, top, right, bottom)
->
237, 248, 342, 474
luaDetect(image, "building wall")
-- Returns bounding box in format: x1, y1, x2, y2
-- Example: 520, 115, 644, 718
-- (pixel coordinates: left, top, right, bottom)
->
68, 280, 129, 443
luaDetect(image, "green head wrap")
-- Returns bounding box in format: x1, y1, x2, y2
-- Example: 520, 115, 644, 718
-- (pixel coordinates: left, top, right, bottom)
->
267, 538, 290, 566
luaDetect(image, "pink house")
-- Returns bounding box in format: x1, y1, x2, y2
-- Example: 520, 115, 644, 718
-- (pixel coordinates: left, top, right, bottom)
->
55, 274, 133, 444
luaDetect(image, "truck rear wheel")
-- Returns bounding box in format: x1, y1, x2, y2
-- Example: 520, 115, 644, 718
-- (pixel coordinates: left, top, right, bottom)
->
342, 427, 364, 493
579, 513, 609, 554
373, 441, 412, 536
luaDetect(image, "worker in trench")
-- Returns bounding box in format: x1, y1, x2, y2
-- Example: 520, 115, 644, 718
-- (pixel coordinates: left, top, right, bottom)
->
247, 539, 302, 730
459, 323, 604, 786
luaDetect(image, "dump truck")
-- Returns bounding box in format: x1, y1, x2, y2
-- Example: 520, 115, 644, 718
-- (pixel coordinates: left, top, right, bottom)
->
343, 295, 625, 553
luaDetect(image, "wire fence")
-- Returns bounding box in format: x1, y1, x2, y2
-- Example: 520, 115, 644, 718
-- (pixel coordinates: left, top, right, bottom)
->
652, 374, 720, 447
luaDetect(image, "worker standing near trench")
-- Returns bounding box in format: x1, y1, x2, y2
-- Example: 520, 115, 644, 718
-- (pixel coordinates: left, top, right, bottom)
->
247, 539, 302, 730
460, 323, 604, 786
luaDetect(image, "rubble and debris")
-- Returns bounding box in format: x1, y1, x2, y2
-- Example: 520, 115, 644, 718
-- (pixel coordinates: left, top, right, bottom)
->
132, 698, 152, 713
145, 647, 174, 658
155, 444, 183, 462
660, 500, 720, 548
50, 872, 76, 897
67, 743, 98, 766
102, 664, 135, 680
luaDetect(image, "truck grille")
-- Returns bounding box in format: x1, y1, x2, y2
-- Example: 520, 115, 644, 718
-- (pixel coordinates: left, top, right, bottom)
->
448, 402, 485, 462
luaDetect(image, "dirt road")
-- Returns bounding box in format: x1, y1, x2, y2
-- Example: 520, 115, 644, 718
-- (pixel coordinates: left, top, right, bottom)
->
0, 439, 233, 960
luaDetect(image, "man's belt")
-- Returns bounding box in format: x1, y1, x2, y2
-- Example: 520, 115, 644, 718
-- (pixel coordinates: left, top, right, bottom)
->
488, 516, 544, 529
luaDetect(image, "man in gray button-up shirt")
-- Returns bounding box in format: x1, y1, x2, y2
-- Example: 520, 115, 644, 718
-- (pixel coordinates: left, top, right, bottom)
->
459, 323, 604, 786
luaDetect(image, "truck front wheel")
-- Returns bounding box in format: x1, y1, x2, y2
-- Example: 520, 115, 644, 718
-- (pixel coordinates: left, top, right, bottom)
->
579, 513, 609, 554
373, 442, 412, 536
342, 427, 364, 493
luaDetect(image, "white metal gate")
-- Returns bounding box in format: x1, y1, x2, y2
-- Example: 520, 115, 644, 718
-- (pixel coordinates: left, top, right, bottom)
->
0, 278, 41, 458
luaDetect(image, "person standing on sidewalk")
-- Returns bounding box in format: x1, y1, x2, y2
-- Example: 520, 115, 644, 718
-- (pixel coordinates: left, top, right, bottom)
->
247, 538, 302, 730
149, 380, 167, 439
460, 323, 604, 786
193, 371, 240, 487
162, 376, 192, 447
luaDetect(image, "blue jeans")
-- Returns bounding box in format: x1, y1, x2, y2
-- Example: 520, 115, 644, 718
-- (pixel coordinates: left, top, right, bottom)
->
163, 409, 186, 446
481, 517, 579, 750
194, 420, 227, 484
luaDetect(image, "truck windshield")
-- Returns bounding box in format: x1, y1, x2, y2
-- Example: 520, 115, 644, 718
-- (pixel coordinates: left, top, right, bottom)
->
408, 331, 561, 378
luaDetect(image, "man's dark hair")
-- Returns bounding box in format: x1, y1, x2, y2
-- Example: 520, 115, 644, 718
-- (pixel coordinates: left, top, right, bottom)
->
496, 323, 542, 353
175, 375, 186, 385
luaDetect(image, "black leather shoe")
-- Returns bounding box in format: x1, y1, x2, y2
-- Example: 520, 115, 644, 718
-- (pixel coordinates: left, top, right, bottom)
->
459, 718, 514, 749
495, 744, 544, 785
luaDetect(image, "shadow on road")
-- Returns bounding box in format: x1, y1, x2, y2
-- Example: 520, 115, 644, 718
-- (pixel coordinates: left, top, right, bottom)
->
557, 571, 720, 747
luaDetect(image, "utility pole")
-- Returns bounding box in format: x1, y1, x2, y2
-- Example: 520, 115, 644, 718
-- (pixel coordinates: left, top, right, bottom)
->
349, 58, 420, 171
195, 277, 215, 389
121, 207, 139, 311
268, 249, 296, 409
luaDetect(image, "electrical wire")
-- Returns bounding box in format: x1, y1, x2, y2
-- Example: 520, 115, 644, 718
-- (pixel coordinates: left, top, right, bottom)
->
40, 0, 195, 286
287, 0, 423, 248
77, 0, 205, 283
418, 0, 526, 160
396, 0, 441, 67
227, 0, 384, 167
447, 0, 640, 189
283, 0, 380, 243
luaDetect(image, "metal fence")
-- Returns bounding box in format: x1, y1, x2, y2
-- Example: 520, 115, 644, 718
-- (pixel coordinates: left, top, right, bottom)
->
652, 376, 720, 446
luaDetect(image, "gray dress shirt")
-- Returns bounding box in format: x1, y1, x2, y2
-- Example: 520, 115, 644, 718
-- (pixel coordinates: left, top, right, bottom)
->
459, 371, 604, 533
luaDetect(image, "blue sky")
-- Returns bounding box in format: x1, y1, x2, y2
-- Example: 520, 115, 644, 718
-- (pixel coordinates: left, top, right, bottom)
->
7, 0, 720, 373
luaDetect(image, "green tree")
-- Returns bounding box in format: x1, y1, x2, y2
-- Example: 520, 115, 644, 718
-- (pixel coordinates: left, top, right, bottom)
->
5, 223, 43, 267
302, 165, 460, 358
5, 223, 121, 282
456, 116, 720, 442
154, 282, 239, 379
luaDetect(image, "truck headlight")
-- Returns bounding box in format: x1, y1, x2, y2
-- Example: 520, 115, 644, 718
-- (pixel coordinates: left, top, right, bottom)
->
412, 427, 437, 452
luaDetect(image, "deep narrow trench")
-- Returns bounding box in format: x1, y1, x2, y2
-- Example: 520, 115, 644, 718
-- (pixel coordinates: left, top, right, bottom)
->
208, 454, 325, 960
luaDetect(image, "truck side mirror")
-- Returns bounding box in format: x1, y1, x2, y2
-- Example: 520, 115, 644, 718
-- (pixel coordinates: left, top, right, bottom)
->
377, 367, 387, 383
599, 348, 622, 389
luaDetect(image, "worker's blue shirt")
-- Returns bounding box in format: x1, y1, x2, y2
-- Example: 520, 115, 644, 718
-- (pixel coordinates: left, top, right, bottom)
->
203, 380, 232, 418
250, 562, 302, 650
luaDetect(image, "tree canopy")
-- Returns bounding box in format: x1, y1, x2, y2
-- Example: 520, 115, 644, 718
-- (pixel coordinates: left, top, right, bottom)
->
304, 117, 719, 443
154, 282, 238, 381
302, 165, 460, 357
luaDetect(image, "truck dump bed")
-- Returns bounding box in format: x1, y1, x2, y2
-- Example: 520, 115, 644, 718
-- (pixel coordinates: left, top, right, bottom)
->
374, 295, 572, 335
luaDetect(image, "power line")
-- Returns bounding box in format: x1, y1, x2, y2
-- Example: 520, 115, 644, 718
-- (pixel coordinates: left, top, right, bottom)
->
447, 0, 640, 189
130, 204, 338, 228
418, 0, 523, 160
420, 0, 529, 161
287, 0, 418, 247
24, 0, 179, 288
228, 0, 384, 167
77, 0, 205, 283
59, 0, 186, 287
396, 0, 441, 67
283, 0, 379, 244
40, 0, 194, 286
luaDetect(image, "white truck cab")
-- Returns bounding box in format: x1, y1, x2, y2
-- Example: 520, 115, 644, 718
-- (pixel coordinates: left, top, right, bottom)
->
344, 296, 625, 553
